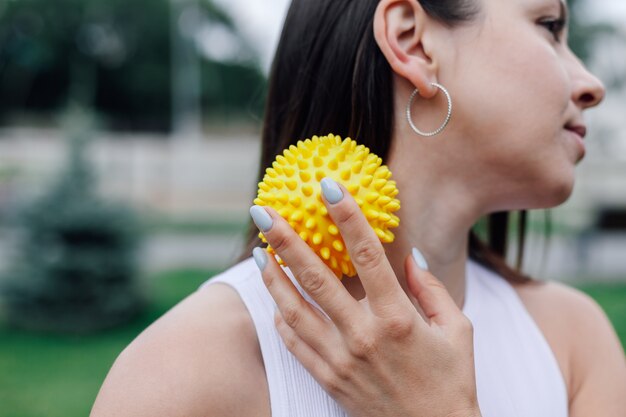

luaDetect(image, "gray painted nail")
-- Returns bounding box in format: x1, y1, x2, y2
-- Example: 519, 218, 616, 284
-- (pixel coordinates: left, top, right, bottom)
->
250, 205, 273, 232
252, 247, 268, 271
321, 177, 343, 204
412, 247, 429, 271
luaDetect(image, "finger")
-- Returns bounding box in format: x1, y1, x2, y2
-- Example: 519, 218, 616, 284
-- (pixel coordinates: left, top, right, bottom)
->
248, 207, 362, 330
405, 248, 462, 328
320, 177, 411, 316
253, 247, 338, 356
273, 310, 337, 392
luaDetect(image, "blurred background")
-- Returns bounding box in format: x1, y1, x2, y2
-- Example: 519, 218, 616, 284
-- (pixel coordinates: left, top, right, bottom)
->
0, 0, 624, 415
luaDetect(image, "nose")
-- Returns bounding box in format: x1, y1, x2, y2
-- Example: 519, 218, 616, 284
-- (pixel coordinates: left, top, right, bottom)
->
569, 51, 606, 110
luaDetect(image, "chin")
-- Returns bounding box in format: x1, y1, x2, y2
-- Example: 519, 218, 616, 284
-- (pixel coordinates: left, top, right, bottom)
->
538, 171, 576, 208
512, 168, 576, 210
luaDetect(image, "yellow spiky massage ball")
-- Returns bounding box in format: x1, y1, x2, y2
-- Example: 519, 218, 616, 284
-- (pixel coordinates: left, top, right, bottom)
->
254, 134, 400, 280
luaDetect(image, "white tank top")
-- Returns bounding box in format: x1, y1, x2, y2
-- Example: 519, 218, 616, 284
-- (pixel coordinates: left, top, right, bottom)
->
199, 256, 568, 417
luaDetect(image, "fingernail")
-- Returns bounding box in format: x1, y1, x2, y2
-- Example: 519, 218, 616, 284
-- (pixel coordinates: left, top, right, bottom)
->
250, 205, 273, 232
321, 177, 343, 204
252, 247, 268, 271
412, 247, 429, 271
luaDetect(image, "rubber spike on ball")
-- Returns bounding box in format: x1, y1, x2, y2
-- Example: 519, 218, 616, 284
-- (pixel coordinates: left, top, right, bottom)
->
254, 134, 401, 280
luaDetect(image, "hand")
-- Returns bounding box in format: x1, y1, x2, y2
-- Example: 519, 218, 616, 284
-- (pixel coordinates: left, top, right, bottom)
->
249, 177, 481, 417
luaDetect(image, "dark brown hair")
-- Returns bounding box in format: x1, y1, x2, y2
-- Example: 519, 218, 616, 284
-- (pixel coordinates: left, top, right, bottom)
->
235, 0, 541, 285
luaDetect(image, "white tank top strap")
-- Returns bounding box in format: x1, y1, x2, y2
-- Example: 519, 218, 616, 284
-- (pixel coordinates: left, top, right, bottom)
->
464, 259, 568, 417
201, 258, 346, 417
199, 257, 568, 417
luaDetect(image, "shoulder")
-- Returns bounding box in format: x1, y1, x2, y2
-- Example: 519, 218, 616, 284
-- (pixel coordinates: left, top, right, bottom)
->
511, 279, 626, 415
512, 278, 619, 354
90, 279, 270, 417
511, 278, 606, 333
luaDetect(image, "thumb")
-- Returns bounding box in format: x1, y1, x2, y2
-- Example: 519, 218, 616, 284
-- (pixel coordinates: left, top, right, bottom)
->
405, 247, 460, 327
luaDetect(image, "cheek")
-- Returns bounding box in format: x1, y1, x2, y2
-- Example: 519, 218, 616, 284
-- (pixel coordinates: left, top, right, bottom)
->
445, 31, 576, 207
451, 32, 570, 156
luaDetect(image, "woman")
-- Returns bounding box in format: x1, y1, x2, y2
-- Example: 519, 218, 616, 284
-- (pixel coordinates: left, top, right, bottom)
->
91, 0, 626, 416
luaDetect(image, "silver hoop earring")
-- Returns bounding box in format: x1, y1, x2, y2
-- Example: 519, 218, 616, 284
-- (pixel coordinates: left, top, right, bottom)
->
406, 82, 452, 137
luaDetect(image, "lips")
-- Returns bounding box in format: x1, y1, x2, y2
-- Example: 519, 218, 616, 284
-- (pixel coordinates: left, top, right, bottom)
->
564, 126, 586, 161
564, 125, 587, 139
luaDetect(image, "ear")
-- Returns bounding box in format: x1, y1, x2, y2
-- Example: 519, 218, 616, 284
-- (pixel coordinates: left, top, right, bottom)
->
373, 0, 438, 98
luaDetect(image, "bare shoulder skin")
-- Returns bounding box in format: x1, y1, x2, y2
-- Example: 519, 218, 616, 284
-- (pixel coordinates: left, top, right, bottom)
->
90, 283, 271, 417
512, 280, 626, 416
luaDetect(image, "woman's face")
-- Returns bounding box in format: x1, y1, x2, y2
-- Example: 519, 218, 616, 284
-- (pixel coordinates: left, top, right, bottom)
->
428, 0, 606, 211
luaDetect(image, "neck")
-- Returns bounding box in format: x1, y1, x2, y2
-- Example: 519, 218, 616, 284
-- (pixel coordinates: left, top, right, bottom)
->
341, 134, 483, 314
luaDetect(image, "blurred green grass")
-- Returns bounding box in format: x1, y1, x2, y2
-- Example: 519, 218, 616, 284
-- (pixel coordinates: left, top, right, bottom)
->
0, 271, 624, 417
0, 268, 218, 417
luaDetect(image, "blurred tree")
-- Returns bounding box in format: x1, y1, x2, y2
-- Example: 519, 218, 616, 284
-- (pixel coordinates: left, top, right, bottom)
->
0, 0, 266, 132
0, 117, 145, 333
